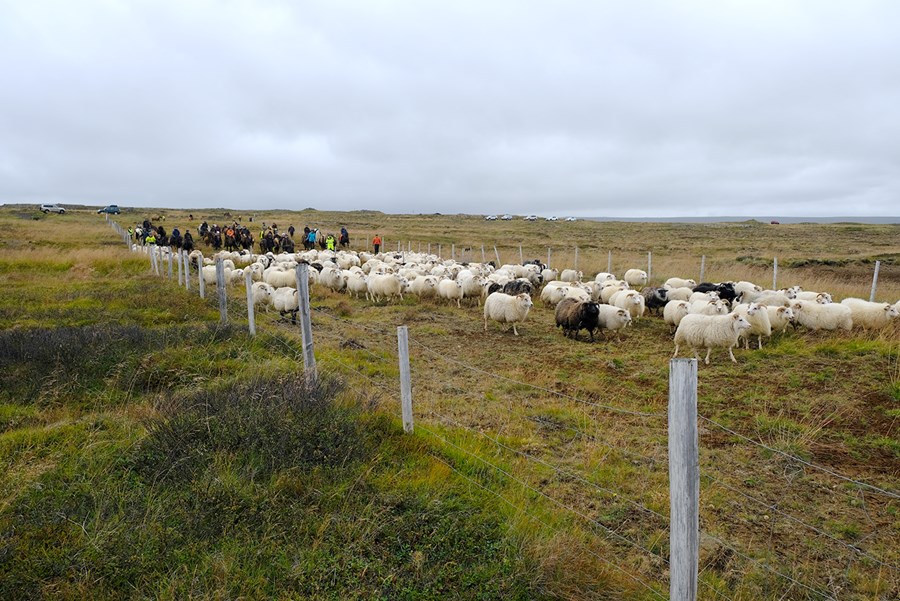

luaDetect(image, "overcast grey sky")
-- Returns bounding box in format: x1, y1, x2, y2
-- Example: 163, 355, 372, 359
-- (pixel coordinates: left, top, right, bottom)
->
1, 0, 898, 217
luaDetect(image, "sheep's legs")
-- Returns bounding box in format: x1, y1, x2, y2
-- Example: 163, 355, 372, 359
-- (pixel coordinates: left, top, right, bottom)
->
512, 324, 519, 336
703, 348, 710, 364
483, 318, 488, 332
672, 344, 680, 358
728, 347, 738, 363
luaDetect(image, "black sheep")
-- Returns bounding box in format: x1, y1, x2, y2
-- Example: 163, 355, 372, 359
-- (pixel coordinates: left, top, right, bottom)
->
641, 287, 669, 315
502, 279, 534, 296
693, 282, 738, 304
555, 298, 601, 341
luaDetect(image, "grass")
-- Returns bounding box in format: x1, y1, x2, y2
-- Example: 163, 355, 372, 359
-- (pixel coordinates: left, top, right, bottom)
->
0, 206, 898, 599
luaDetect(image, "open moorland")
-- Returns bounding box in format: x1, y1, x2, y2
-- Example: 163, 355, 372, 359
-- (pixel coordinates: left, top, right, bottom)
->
1, 204, 898, 600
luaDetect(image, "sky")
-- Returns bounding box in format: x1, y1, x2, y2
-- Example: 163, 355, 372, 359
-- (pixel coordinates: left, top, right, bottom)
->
1, 0, 899, 218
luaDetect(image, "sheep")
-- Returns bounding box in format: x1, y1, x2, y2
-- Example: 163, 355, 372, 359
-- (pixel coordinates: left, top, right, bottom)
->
458, 273, 486, 304
665, 287, 695, 302
264, 266, 297, 289
409, 275, 439, 298
752, 290, 793, 307
766, 305, 795, 334
839, 298, 900, 329
437, 279, 465, 308
502, 278, 534, 296
689, 299, 729, 316
796, 291, 833, 304
641, 287, 669, 315
612, 290, 645, 320
596, 305, 632, 340
560, 269, 583, 283
272, 287, 299, 322
541, 268, 559, 283
624, 269, 648, 288
367, 274, 408, 303
594, 272, 617, 283
663, 300, 691, 330
555, 298, 601, 341
734, 281, 763, 301
346, 272, 369, 299
540, 283, 570, 307
693, 282, 738, 304
250, 282, 275, 312
673, 313, 752, 364
689, 291, 719, 303
483, 292, 533, 336
600, 284, 629, 304
318, 266, 348, 292
564, 286, 591, 303
229, 268, 246, 285
790, 300, 852, 331
664, 277, 697, 289
733, 302, 772, 349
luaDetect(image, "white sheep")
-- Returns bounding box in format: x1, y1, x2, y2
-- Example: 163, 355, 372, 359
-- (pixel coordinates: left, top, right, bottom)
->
673, 313, 752, 364
563, 286, 591, 302
437, 279, 464, 308
560, 269, 583, 283
264, 266, 297, 289
796, 291, 833, 304
541, 268, 559, 282
664, 277, 697, 289
839, 298, 899, 329
318, 266, 348, 292
483, 292, 533, 336
272, 287, 299, 319
733, 302, 772, 349
766, 305, 795, 334
612, 290, 645, 320
689, 299, 729, 316
624, 269, 648, 288
539, 284, 569, 307
459, 273, 486, 305
750, 290, 793, 307
663, 300, 691, 329
689, 291, 719, 303
734, 281, 763, 301
664, 287, 695, 302
790, 300, 852, 331
409, 275, 439, 298
346, 272, 369, 299
250, 282, 275, 312
367, 274, 407, 302
594, 272, 617, 283
600, 284, 629, 304
596, 305, 632, 340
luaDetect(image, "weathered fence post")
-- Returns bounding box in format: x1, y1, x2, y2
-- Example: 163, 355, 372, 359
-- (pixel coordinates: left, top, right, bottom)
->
183, 251, 191, 291
647, 251, 652, 283
870, 260, 881, 302
481, 245, 485, 262
669, 358, 699, 601
547, 247, 551, 269
408, 240, 412, 252
216, 258, 227, 323
773, 256, 778, 290
198, 253, 206, 298
700, 255, 706, 283
574, 246, 579, 271
519, 244, 524, 264
245, 269, 256, 336
167, 250, 173, 279
452, 243, 456, 261
177, 249, 183, 286
494, 246, 501, 265
397, 325, 414, 433
428, 243, 431, 255
295, 264, 317, 381
607, 250, 612, 274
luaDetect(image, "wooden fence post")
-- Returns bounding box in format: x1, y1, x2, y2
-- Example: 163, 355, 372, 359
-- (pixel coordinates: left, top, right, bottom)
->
245, 269, 256, 336
397, 325, 414, 433
481, 245, 485, 262
773, 257, 778, 290
669, 358, 699, 601
700, 255, 706, 283
648, 251, 652, 283
295, 264, 317, 381
494, 246, 501, 265
183, 251, 191, 291
519, 244, 524, 264
216, 258, 227, 323
438, 243, 442, 258
198, 253, 206, 299
607, 250, 612, 274
870, 260, 881, 302
547, 247, 551, 269
452, 244, 456, 261
574, 246, 579, 271
177, 249, 183, 286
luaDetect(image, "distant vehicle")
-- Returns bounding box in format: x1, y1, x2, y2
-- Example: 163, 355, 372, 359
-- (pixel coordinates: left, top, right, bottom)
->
546, 216, 558, 221
485, 215, 498, 220
501, 214, 513, 220
39, 204, 66, 214
524, 215, 537, 221
565, 216, 577, 222
97, 205, 121, 214
770, 220, 780, 225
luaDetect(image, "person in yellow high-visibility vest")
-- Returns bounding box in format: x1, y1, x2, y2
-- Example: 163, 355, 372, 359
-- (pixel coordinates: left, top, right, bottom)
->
325, 234, 336, 251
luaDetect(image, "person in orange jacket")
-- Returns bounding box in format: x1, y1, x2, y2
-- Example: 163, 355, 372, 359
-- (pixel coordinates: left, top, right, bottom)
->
372, 234, 382, 254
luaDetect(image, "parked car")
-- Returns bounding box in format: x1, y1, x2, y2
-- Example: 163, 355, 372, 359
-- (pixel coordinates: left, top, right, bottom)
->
501, 214, 513, 220
565, 216, 577, 222
524, 215, 537, 221
97, 204, 121, 214
485, 215, 498, 220
546, 216, 558, 221
39, 204, 66, 214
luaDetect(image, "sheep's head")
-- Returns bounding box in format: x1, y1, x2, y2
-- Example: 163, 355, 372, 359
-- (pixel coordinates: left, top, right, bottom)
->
886, 305, 899, 318
732, 314, 751, 330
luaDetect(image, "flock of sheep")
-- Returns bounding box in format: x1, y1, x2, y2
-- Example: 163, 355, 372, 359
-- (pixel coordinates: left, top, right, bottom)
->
172, 245, 899, 365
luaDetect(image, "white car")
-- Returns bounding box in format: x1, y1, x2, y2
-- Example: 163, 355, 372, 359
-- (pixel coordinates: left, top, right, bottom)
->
524, 215, 537, 221
40, 204, 66, 214
484, 215, 498, 220
546, 216, 558, 221
565, 216, 577, 222
501, 214, 513, 220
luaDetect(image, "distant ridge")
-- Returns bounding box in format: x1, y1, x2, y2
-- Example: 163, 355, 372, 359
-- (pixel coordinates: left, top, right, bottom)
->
583, 216, 899, 224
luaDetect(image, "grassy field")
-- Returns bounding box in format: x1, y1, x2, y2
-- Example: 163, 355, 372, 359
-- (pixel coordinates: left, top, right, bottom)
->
1, 205, 898, 600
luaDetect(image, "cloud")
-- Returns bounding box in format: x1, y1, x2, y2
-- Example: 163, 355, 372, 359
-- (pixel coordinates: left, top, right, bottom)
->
1, 0, 898, 217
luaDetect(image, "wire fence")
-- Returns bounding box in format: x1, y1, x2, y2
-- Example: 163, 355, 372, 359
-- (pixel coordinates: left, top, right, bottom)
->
110, 219, 900, 600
